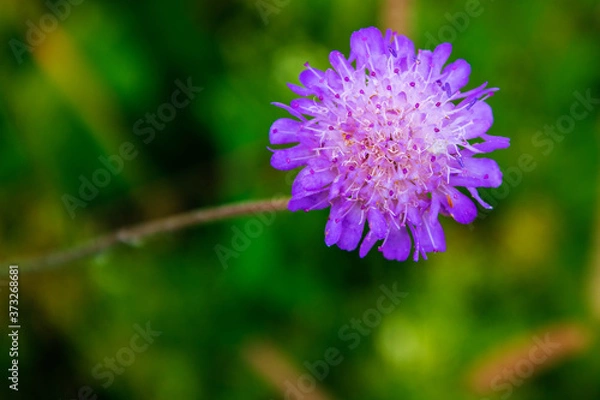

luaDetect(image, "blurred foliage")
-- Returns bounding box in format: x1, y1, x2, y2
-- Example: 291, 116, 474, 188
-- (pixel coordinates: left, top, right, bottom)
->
0, 0, 599, 399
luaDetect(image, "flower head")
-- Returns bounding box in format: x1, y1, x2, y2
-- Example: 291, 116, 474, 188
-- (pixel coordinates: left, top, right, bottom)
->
269, 27, 509, 261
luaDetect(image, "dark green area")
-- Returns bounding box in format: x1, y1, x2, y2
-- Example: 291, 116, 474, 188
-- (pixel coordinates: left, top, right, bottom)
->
0, 0, 599, 398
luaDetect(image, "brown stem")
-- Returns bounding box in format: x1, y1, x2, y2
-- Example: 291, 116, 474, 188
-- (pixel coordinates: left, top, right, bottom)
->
10, 197, 290, 273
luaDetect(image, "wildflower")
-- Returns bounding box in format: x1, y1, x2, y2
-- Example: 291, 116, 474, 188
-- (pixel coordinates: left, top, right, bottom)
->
269, 27, 509, 261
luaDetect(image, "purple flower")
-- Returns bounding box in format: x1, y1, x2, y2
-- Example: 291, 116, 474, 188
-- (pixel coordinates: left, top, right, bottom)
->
269, 27, 509, 261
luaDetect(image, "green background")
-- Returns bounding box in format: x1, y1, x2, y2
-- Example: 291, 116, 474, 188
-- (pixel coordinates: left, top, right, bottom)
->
1, 0, 599, 398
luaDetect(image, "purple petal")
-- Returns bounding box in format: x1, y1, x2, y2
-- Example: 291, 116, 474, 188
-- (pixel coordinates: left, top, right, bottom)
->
380, 225, 412, 261
474, 134, 510, 152
272, 102, 305, 120
325, 217, 342, 247
324, 69, 344, 92
429, 193, 442, 223
288, 191, 330, 212
287, 82, 313, 96
328, 175, 346, 200
349, 27, 386, 68
463, 101, 493, 139
432, 43, 452, 73
359, 230, 379, 258
269, 118, 302, 145
457, 82, 497, 101
388, 33, 415, 71
337, 205, 366, 251
367, 208, 387, 238
405, 203, 425, 228
292, 167, 336, 194
324, 200, 346, 246
441, 59, 471, 93
450, 157, 503, 187
329, 51, 354, 80
414, 218, 446, 254
325, 199, 353, 246
298, 67, 325, 90
467, 187, 493, 209
416, 50, 433, 80
290, 98, 323, 116
442, 187, 478, 224
270, 145, 313, 170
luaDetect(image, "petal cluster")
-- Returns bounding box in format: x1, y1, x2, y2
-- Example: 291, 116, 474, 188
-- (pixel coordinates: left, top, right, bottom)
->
269, 27, 509, 261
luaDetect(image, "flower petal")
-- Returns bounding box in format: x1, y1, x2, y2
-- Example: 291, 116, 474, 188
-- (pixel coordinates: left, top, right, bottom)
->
325, 217, 342, 247
298, 67, 325, 90
474, 134, 510, 152
324, 200, 346, 246
432, 43, 452, 73
359, 230, 379, 258
329, 50, 354, 78
337, 205, 365, 251
450, 157, 503, 187
290, 98, 324, 117
440, 59, 471, 94
292, 167, 336, 194
416, 49, 433, 80
442, 187, 478, 224
367, 208, 387, 238
467, 187, 493, 210
380, 225, 412, 261
269, 118, 302, 145
463, 101, 493, 139
388, 33, 415, 72
270, 145, 313, 170
288, 191, 330, 212
414, 218, 446, 254
349, 27, 386, 69
429, 193, 442, 223
287, 82, 313, 97
272, 102, 305, 121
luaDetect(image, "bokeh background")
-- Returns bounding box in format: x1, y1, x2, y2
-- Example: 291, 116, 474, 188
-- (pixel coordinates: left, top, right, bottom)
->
1, 0, 600, 398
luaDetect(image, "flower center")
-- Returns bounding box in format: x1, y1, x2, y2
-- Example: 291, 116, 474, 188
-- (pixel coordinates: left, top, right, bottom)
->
320, 93, 452, 211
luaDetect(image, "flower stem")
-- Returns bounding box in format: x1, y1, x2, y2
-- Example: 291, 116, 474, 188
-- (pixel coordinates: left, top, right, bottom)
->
12, 197, 291, 273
